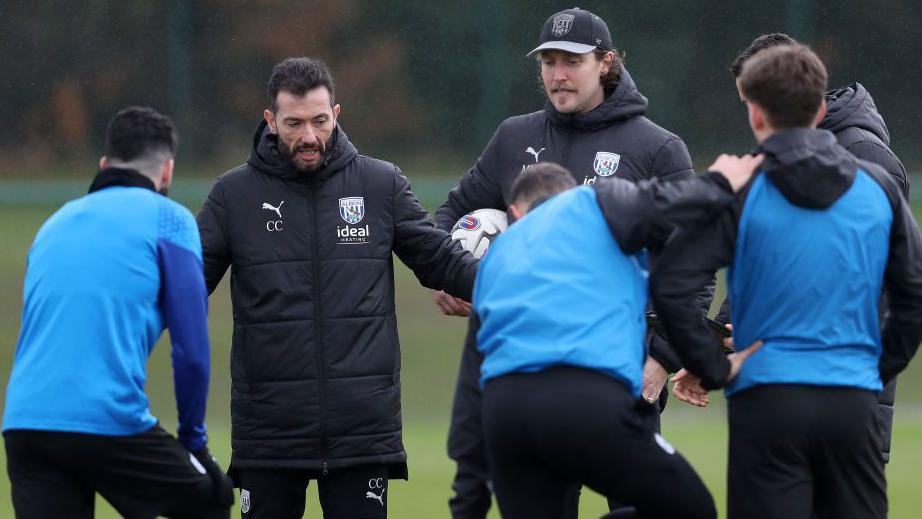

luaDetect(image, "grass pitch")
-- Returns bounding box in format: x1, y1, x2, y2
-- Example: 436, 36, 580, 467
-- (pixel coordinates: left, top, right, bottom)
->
1, 204, 921, 518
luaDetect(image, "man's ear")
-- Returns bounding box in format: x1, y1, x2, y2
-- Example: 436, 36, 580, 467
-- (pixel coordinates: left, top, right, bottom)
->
600, 51, 614, 76
509, 203, 526, 221
160, 158, 175, 190
264, 109, 277, 133
99, 156, 109, 170
748, 101, 765, 134
812, 98, 828, 128
332, 103, 341, 122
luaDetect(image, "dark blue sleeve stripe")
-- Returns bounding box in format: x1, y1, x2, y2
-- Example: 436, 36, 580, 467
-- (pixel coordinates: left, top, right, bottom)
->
158, 238, 210, 452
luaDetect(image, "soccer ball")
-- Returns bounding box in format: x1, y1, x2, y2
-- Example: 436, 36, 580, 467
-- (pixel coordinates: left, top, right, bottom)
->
451, 209, 508, 259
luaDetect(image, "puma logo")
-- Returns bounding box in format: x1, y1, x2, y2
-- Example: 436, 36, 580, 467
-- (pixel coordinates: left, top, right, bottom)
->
366, 488, 385, 506
261, 201, 284, 219
525, 146, 546, 163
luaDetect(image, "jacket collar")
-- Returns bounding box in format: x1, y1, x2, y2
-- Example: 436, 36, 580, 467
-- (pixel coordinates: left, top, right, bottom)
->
88, 167, 157, 194
544, 66, 648, 133
247, 120, 358, 183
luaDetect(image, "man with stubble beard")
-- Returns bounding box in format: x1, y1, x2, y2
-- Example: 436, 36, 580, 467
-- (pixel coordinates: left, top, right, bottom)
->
197, 57, 478, 519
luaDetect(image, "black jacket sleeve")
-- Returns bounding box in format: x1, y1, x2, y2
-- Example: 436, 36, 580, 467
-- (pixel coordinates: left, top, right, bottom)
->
878, 185, 922, 383
643, 137, 705, 372
196, 179, 232, 295
593, 172, 735, 381
848, 140, 910, 199
434, 124, 508, 232
714, 296, 732, 326
392, 167, 478, 301
592, 172, 734, 255
649, 207, 738, 389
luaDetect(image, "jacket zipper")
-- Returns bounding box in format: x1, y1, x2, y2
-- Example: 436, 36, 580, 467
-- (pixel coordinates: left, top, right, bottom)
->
309, 184, 329, 477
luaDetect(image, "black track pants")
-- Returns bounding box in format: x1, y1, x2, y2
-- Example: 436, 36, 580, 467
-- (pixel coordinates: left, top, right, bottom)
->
727, 385, 887, 519
482, 366, 715, 519
4, 426, 230, 519
234, 465, 389, 519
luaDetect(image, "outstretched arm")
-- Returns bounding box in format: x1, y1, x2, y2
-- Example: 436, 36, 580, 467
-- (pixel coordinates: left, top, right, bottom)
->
593, 154, 762, 254
393, 167, 478, 301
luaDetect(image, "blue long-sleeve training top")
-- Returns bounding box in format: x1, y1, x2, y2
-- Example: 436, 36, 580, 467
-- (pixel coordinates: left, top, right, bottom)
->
3, 168, 212, 451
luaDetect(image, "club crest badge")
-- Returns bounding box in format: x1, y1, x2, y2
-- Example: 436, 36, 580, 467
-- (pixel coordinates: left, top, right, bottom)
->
552, 14, 575, 37
593, 152, 621, 177
339, 197, 365, 224
240, 489, 251, 513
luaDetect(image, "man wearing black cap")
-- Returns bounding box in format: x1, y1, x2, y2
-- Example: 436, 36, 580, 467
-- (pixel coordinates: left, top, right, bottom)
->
432, 7, 705, 519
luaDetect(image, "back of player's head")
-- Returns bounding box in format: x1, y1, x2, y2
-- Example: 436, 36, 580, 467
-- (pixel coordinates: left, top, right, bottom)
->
738, 44, 827, 130
731, 33, 798, 78
104, 106, 178, 176
510, 162, 578, 213
268, 57, 336, 111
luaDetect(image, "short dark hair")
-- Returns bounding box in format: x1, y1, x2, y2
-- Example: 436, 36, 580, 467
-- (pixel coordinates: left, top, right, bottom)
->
104, 106, 178, 163
731, 33, 798, 77
510, 162, 578, 211
738, 44, 827, 129
267, 57, 336, 111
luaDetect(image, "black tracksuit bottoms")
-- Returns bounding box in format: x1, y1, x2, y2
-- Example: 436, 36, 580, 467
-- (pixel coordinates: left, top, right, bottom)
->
727, 385, 887, 519
448, 320, 667, 519
482, 366, 716, 519
4, 425, 230, 519
233, 464, 389, 519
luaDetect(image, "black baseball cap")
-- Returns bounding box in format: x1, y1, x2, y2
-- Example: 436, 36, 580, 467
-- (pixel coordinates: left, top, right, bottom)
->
527, 8, 613, 57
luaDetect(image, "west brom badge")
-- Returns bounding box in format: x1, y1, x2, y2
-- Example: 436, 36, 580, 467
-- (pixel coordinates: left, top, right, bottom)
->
240, 489, 251, 513
339, 197, 365, 224
593, 152, 621, 177
552, 14, 575, 37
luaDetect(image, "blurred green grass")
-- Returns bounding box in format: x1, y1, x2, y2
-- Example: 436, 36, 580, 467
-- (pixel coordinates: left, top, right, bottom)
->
1, 203, 922, 518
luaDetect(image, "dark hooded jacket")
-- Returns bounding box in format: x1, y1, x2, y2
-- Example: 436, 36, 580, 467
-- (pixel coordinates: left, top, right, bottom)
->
435, 67, 699, 372
197, 121, 477, 476
651, 129, 922, 395
435, 68, 694, 227
822, 83, 908, 197
715, 84, 909, 461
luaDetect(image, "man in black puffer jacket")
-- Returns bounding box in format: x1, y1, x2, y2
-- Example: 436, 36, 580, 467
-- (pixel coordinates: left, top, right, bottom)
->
197, 57, 477, 519
707, 33, 910, 465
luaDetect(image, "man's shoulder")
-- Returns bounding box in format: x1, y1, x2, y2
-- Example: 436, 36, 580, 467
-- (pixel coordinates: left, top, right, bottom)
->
156, 196, 200, 251
214, 162, 255, 185
836, 127, 896, 161
496, 110, 546, 134
353, 155, 399, 175
622, 115, 683, 146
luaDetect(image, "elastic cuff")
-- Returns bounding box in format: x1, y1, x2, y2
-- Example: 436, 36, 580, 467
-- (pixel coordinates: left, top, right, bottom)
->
700, 356, 732, 390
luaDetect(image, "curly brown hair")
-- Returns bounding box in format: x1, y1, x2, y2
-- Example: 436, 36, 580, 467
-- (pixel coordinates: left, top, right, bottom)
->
595, 49, 625, 97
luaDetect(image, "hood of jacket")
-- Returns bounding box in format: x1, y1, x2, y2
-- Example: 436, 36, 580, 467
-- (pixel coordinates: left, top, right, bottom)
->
759, 128, 858, 210
246, 119, 358, 182
821, 83, 891, 146
544, 66, 648, 132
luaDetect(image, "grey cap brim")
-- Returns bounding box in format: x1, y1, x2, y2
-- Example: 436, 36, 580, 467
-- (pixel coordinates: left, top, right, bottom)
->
526, 41, 597, 57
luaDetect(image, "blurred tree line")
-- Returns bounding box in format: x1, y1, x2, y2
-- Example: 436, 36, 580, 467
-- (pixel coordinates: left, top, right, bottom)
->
2, 0, 920, 177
